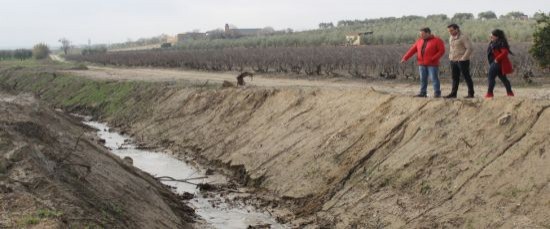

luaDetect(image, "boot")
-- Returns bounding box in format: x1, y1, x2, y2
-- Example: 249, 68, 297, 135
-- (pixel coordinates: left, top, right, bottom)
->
414, 93, 427, 98
444, 93, 457, 99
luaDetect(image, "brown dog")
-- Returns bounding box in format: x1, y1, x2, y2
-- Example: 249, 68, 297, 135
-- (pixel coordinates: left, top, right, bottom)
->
236, 72, 254, 86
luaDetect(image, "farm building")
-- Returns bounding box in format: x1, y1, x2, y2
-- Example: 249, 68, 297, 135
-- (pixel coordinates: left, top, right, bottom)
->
345, 32, 373, 46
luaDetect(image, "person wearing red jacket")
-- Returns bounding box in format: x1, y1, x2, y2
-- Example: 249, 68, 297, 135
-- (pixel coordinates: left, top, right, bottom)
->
485, 29, 514, 98
401, 27, 446, 98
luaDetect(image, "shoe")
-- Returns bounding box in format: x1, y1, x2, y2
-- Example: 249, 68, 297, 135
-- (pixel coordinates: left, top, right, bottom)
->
434, 94, 441, 98
414, 93, 427, 98
464, 95, 474, 99
507, 91, 515, 97
443, 94, 457, 99
484, 93, 494, 99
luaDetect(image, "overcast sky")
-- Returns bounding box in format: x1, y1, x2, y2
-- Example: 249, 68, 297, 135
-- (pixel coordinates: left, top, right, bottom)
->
0, 0, 547, 49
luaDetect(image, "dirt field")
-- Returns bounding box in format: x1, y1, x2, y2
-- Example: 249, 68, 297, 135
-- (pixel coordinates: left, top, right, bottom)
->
0, 93, 197, 228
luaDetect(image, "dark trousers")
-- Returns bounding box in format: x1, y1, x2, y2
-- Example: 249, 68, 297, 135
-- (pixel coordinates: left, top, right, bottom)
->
450, 60, 474, 96
487, 63, 513, 94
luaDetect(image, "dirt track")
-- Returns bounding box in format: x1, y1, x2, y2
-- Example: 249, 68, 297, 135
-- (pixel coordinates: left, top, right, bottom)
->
65, 65, 550, 100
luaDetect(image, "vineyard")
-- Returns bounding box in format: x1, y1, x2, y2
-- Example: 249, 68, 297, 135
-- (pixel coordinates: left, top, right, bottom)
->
66, 43, 537, 79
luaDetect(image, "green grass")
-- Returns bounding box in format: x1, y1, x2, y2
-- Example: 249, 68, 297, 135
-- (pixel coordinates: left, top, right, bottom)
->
17, 209, 63, 226
19, 215, 40, 226
0, 59, 223, 125
420, 182, 432, 195
36, 209, 64, 218
0, 58, 88, 71
493, 186, 529, 199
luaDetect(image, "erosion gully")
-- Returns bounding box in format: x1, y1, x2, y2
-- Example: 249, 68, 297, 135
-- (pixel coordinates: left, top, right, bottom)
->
84, 120, 286, 229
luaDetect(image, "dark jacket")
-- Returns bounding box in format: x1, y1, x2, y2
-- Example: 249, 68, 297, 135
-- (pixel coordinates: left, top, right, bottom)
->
402, 35, 445, 66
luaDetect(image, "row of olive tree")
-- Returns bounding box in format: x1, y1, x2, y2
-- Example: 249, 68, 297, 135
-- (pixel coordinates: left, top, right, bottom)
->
0, 49, 32, 60
167, 17, 536, 50
66, 42, 536, 79
0, 44, 51, 61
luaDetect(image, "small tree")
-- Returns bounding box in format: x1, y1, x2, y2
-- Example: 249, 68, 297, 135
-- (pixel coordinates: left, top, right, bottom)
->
451, 13, 474, 21
478, 11, 497, 20
318, 22, 334, 29
13, 49, 32, 60
32, 43, 50, 59
58, 38, 71, 55
426, 14, 448, 21
530, 13, 550, 68
0, 50, 13, 60
502, 11, 527, 20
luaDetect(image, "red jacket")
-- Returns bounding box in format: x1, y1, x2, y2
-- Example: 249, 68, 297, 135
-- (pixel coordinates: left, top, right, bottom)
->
402, 35, 445, 66
491, 47, 513, 75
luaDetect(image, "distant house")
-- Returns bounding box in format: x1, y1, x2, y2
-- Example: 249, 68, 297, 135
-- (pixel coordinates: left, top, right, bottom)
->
176, 32, 207, 43
166, 35, 177, 44
345, 32, 373, 46
519, 15, 529, 20
224, 23, 262, 38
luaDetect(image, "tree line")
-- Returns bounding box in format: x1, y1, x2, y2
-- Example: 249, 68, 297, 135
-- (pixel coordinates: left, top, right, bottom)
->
0, 49, 33, 60
103, 12, 543, 51
66, 13, 548, 74
0, 43, 51, 61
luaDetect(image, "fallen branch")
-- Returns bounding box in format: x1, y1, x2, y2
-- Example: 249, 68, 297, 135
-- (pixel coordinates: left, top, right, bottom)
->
156, 176, 208, 185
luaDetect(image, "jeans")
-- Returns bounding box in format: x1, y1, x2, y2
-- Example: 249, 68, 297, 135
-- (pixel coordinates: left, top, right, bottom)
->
450, 60, 474, 96
487, 63, 512, 94
418, 66, 441, 96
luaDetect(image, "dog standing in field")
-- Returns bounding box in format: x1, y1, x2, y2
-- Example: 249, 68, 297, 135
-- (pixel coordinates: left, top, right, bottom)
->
236, 72, 254, 86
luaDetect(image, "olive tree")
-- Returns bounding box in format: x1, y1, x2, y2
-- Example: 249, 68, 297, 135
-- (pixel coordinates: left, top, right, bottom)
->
58, 38, 71, 55
530, 13, 550, 68
32, 43, 50, 59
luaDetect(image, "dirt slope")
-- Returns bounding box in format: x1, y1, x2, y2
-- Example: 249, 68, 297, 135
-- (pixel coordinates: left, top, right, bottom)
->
2, 64, 550, 228
0, 93, 196, 228
114, 87, 550, 228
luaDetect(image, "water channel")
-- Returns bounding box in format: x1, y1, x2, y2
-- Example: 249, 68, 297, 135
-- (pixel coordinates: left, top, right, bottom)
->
84, 120, 286, 229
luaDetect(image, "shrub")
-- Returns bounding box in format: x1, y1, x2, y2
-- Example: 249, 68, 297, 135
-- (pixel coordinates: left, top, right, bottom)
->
530, 13, 550, 68
32, 43, 50, 59
13, 49, 33, 60
0, 50, 13, 60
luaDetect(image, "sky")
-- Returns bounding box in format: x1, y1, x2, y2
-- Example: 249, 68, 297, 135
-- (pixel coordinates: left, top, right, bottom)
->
0, 0, 547, 49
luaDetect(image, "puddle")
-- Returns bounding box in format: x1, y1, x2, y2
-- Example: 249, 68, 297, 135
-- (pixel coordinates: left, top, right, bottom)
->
84, 120, 286, 229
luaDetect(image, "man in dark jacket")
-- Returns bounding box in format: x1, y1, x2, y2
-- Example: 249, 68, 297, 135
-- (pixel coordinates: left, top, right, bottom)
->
445, 24, 474, 98
401, 27, 446, 98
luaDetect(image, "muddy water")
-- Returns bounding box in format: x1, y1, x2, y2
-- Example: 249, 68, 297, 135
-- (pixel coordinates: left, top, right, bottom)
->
84, 121, 286, 229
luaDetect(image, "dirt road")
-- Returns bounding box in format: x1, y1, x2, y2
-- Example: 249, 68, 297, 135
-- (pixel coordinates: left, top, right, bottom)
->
65, 65, 550, 99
